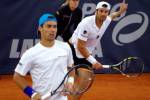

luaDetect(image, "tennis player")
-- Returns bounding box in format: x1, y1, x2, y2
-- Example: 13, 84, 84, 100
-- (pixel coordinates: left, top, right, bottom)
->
13, 13, 74, 100
55, 0, 82, 42
69, 1, 128, 69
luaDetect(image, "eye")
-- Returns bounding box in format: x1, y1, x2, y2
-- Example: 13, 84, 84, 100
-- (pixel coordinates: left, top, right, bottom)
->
47, 25, 52, 28
53, 25, 57, 28
105, 11, 108, 13
47, 25, 57, 28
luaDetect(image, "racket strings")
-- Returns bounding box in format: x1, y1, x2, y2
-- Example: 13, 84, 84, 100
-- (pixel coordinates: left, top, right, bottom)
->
120, 58, 144, 77
73, 68, 94, 94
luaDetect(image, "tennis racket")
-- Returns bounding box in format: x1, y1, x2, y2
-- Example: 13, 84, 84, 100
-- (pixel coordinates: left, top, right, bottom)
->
103, 57, 144, 77
41, 64, 94, 100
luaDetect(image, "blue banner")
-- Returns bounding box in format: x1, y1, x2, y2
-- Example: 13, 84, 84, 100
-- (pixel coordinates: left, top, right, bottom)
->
0, 0, 150, 74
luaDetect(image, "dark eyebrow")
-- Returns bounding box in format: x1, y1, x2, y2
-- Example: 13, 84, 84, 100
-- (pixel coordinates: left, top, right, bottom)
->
47, 24, 57, 28
48, 16, 55, 19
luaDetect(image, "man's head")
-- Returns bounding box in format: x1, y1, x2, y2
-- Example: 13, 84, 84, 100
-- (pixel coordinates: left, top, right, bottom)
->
38, 13, 57, 41
66, 0, 80, 11
95, 1, 111, 21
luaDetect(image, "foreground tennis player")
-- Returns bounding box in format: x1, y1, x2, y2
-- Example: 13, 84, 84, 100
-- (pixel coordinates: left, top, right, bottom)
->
13, 13, 74, 100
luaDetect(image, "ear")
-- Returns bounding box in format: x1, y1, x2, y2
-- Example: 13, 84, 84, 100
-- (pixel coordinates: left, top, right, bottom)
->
38, 26, 42, 32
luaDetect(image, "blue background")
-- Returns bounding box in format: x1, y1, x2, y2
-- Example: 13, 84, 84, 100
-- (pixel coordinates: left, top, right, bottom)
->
0, 0, 150, 74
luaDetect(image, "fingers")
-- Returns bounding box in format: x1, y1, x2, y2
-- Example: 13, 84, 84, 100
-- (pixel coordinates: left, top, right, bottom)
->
92, 62, 103, 70
31, 93, 41, 100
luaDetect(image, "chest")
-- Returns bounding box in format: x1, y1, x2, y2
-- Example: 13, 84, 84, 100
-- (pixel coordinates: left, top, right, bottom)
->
32, 48, 68, 68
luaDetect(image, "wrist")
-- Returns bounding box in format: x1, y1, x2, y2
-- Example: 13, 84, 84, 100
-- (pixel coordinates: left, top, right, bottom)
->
31, 92, 38, 99
68, 76, 74, 84
86, 55, 97, 64
23, 86, 35, 97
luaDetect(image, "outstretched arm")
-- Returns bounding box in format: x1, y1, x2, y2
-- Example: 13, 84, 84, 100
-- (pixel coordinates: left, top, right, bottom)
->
109, 2, 128, 20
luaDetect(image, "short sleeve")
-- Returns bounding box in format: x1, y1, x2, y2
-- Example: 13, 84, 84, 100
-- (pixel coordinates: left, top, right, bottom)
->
14, 51, 32, 76
75, 21, 89, 41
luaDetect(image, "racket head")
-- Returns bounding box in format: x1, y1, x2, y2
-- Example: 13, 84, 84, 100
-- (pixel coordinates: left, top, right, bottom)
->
62, 64, 95, 95
112, 57, 144, 77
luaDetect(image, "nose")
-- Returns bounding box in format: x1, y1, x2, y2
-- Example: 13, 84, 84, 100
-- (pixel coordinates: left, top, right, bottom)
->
50, 27, 57, 33
101, 12, 106, 16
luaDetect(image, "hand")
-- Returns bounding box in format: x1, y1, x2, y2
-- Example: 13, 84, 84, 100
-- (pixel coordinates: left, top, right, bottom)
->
63, 83, 74, 95
119, 2, 128, 14
31, 93, 41, 100
92, 62, 103, 70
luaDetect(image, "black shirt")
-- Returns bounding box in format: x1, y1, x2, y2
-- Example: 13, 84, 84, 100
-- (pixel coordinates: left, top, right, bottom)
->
55, 4, 82, 42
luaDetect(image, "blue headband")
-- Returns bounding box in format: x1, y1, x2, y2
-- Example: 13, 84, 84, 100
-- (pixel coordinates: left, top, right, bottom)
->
39, 13, 57, 26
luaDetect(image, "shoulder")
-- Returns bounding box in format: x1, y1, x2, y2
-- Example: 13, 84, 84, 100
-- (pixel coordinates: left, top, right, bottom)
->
22, 43, 40, 58
79, 15, 95, 25
57, 4, 68, 13
55, 40, 70, 50
75, 7, 82, 13
83, 15, 94, 22
106, 16, 112, 21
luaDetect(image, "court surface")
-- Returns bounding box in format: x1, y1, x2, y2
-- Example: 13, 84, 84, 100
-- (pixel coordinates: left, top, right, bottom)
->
0, 73, 150, 100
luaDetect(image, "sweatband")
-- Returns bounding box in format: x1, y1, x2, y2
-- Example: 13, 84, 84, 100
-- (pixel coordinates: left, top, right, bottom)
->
68, 76, 74, 84
31, 92, 38, 99
86, 55, 97, 64
23, 86, 35, 97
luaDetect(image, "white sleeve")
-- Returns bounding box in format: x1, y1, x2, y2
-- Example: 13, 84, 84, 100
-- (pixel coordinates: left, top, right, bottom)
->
75, 21, 89, 41
14, 51, 32, 76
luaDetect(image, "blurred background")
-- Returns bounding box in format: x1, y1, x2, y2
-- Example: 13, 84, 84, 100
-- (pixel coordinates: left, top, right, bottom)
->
0, 0, 150, 74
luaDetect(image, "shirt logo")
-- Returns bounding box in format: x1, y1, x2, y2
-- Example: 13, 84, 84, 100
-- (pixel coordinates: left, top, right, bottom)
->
81, 30, 88, 37
83, 30, 87, 34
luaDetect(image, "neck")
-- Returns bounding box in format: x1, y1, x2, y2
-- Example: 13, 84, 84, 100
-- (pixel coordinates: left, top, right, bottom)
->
95, 17, 103, 29
40, 40, 55, 48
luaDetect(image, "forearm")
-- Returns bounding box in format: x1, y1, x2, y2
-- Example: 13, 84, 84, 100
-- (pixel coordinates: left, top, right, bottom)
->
77, 40, 90, 58
13, 72, 38, 98
13, 72, 29, 90
77, 39, 97, 64
109, 3, 128, 20
110, 11, 122, 19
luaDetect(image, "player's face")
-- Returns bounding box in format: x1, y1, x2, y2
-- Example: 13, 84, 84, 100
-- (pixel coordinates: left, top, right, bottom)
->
96, 8, 109, 21
69, 0, 79, 11
39, 21, 57, 42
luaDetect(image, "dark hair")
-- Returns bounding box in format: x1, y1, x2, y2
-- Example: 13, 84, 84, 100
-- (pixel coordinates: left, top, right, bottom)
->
102, 4, 108, 8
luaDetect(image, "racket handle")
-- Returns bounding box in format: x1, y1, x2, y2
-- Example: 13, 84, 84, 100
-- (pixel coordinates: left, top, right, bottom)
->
102, 65, 110, 68
41, 92, 51, 100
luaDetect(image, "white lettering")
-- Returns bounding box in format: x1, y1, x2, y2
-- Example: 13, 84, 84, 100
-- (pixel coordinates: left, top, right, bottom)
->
82, 3, 96, 19
9, 39, 40, 58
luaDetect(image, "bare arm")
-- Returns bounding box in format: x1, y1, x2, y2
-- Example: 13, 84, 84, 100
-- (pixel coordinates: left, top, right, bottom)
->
13, 72, 29, 90
77, 39, 102, 69
109, 3, 128, 20
77, 39, 90, 58
13, 72, 41, 99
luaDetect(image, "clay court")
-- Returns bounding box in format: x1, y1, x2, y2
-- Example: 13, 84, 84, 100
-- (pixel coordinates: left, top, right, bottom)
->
0, 73, 150, 100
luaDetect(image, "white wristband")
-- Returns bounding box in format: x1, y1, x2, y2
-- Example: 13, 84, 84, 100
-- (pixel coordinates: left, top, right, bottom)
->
31, 92, 38, 99
68, 76, 74, 84
86, 55, 97, 64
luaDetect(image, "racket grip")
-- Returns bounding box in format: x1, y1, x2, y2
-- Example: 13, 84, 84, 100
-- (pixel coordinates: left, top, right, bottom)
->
41, 92, 51, 100
102, 65, 110, 68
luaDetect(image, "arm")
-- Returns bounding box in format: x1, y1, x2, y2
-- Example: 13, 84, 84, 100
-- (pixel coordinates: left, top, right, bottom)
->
13, 72, 29, 90
77, 39, 90, 58
109, 2, 128, 20
77, 39, 103, 69
13, 72, 41, 100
